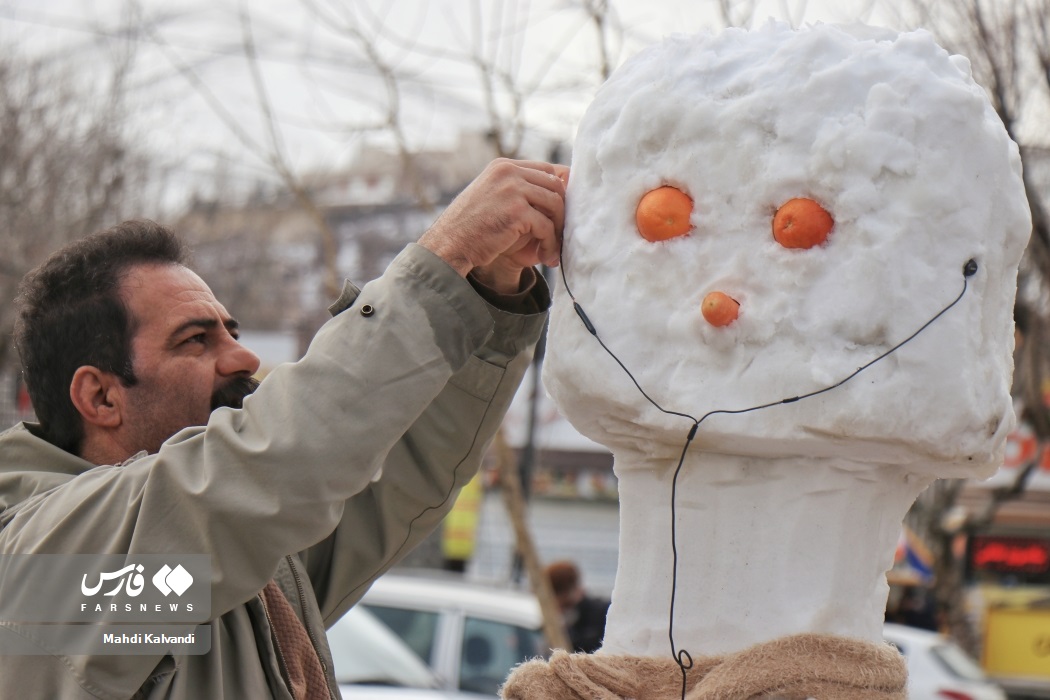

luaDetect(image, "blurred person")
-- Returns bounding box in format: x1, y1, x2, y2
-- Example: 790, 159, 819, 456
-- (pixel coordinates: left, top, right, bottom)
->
441, 473, 484, 573
0, 158, 566, 699
894, 586, 940, 632
546, 560, 610, 654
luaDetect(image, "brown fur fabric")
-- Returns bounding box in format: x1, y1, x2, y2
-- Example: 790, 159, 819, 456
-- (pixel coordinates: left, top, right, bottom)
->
501, 633, 907, 700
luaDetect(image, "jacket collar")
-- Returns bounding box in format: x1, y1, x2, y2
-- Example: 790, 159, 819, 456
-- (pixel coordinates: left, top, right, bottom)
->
0, 422, 94, 515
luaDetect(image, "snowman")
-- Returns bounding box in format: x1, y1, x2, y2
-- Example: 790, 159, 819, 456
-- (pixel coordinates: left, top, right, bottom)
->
504, 21, 1030, 700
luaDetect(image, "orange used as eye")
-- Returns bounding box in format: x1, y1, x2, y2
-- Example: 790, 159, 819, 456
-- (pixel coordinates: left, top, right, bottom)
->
772, 198, 833, 249
636, 186, 694, 242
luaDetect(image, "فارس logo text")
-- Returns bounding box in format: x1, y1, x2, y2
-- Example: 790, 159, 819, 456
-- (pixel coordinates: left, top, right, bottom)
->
81, 563, 194, 599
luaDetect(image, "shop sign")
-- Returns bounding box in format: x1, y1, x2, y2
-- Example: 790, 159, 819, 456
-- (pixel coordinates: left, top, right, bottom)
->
969, 535, 1050, 583
984, 607, 1050, 679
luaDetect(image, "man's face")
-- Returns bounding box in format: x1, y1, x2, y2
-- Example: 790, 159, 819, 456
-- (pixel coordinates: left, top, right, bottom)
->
117, 263, 261, 455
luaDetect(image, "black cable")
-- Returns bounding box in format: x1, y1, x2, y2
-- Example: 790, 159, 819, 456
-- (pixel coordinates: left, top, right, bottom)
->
559, 249, 977, 699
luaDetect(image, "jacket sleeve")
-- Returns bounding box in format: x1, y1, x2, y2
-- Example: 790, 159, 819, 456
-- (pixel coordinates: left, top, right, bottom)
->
298, 263, 548, 624
0, 243, 543, 627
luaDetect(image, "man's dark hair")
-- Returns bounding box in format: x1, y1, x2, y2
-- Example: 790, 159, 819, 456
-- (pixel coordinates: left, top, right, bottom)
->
14, 220, 188, 455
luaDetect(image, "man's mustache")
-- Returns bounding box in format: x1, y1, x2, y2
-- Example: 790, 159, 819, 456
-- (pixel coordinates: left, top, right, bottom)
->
211, 376, 261, 411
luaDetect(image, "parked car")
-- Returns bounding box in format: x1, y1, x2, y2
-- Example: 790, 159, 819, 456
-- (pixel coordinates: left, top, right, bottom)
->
327, 604, 478, 699
343, 574, 1006, 699
883, 622, 1007, 700
347, 572, 548, 697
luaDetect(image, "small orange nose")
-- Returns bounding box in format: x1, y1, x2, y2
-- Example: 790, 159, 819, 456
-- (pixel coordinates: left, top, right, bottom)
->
701, 291, 740, 327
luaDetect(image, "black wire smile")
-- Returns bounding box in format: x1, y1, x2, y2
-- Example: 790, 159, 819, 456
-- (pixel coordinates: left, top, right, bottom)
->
557, 249, 976, 699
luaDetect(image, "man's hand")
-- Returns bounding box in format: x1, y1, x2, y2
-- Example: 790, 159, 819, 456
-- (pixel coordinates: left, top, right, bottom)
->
419, 159, 569, 294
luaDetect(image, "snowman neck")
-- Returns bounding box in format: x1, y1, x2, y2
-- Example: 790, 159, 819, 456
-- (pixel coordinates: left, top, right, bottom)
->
602, 448, 933, 658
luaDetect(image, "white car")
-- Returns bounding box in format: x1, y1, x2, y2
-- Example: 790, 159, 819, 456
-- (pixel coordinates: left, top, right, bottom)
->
348, 573, 547, 697
341, 574, 1005, 700
883, 622, 1007, 700
327, 604, 478, 699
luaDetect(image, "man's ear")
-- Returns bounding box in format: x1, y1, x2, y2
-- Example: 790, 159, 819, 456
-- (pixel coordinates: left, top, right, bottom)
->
69, 366, 124, 429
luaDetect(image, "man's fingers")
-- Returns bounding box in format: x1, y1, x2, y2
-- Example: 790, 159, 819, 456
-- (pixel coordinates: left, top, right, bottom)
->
515, 165, 567, 233
494, 161, 565, 267
516, 162, 568, 195
521, 180, 566, 235
507, 239, 543, 270
419, 158, 568, 276
507, 159, 567, 180
552, 164, 570, 186
508, 206, 558, 268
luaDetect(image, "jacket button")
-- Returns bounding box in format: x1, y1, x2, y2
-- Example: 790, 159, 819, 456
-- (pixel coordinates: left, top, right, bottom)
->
360, 304, 375, 317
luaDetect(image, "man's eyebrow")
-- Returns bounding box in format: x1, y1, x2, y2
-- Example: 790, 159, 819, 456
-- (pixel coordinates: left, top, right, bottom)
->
170, 317, 240, 338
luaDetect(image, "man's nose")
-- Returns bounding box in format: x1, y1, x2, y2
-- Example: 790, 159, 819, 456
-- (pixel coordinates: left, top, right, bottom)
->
218, 337, 261, 377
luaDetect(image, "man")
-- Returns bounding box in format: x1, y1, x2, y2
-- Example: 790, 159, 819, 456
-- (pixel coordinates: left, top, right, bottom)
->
0, 158, 567, 699
546, 560, 609, 654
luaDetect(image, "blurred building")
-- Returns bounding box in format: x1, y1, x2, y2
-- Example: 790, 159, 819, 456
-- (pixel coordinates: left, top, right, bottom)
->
174, 132, 503, 353
954, 424, 1050, 697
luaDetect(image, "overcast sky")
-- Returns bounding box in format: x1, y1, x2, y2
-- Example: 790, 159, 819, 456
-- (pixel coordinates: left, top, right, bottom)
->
0, 0, 901, 202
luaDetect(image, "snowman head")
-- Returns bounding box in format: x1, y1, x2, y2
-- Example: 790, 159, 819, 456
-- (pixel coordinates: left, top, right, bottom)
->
544, 22, 1030, 474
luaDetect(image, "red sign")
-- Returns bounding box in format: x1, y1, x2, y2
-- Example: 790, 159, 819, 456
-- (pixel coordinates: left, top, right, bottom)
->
970, 536, 1050, 574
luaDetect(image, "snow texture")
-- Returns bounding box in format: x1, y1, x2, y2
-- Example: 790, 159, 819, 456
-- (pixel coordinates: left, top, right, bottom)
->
543, 22, 1031, 657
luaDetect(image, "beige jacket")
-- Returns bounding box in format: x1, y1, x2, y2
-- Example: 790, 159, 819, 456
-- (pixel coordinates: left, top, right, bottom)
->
0, 244, 548, 699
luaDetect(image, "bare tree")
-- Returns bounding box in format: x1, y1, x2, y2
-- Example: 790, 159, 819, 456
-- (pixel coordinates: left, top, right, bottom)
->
289, 0, 625, 160
877, 0, 1050, 653
0, 37, 160, 375
718, 0, 761, 28
582, 0, 617, 81
297, 0, 442, 202
145, 0, 628, 337
130, 1, 346, 301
